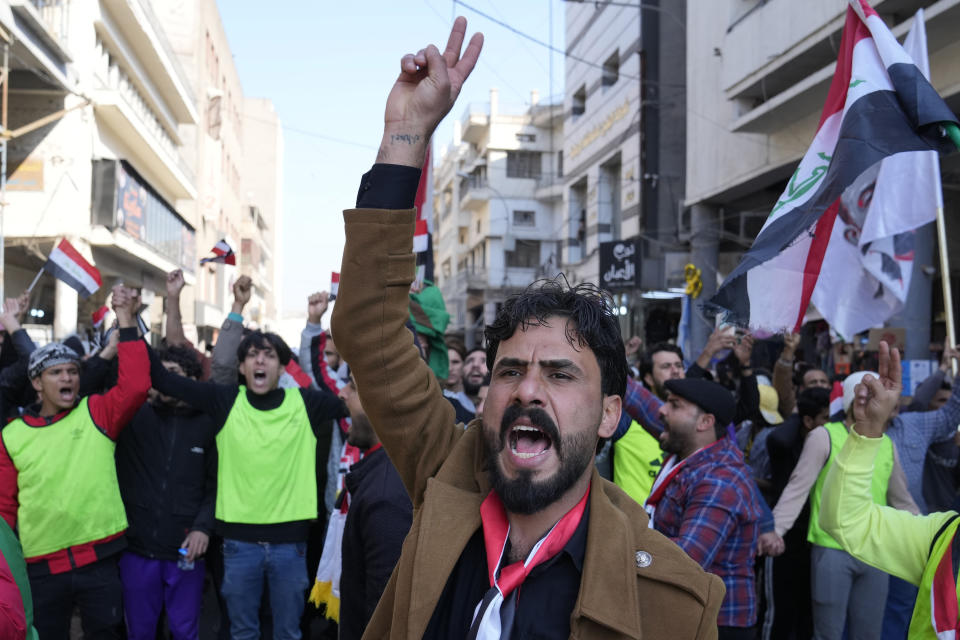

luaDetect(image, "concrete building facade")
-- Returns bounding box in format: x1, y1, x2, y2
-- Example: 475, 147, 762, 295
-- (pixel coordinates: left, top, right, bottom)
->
561, 0, 687, 343
0, 0, 198, 344
155, 0, 282, 344
0, 0, 282, 347
433, 89, 563, 347
685, 0, 960, 354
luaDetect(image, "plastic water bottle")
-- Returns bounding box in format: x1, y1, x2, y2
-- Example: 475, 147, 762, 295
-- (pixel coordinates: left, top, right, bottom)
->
177, 547, 194, 571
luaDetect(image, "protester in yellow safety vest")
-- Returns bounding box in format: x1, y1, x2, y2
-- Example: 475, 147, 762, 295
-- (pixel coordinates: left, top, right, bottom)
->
613, 415, 663, 504
821, 341, 960, 639
148, 328, 348, 639
0, 286, 147, 638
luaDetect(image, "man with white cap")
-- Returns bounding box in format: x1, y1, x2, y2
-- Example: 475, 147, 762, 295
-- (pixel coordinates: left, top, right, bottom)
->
772, 370, 918, 640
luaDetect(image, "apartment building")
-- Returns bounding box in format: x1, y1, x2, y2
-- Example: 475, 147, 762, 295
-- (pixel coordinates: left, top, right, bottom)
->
561, 0, 687, 342
154, 0, 280, 345
433, 88, 563, 347
0, 0, 198, 343
239, 98, 282, 328
686, 0, 960, 354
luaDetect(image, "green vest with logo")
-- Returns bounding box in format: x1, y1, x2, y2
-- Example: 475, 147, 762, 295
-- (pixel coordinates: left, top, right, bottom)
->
215, 387, 318, 524
808, 421, 894, 549
1, 398, 127, 558
613, 421, 663, 505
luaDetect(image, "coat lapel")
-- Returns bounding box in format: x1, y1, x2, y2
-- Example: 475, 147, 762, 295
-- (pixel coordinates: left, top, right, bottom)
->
574, 470, 644, 638
407, 476, 484, 639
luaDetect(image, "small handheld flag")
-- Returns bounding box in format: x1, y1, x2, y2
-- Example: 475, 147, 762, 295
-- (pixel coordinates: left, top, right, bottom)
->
41, 240, 102, 299
330, 272, 339, 301
91, 306, 109, 330
200, 239, 236, 266
412, 143, 434, 292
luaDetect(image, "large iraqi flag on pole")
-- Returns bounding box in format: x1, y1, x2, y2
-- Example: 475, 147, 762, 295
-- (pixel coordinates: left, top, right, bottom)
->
708, 0, 959, 338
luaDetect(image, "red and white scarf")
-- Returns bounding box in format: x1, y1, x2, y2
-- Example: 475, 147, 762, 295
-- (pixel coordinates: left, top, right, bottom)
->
643, 454, 685, 529
468, 486, 590, 639
643, 440, 723, 528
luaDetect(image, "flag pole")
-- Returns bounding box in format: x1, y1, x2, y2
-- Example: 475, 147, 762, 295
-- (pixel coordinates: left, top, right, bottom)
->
940, 122, 960, 373
25, 268, 43, 294
936, 206, 955, 346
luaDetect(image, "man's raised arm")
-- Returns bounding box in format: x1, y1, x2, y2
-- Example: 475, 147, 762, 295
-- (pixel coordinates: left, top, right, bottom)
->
332, 18, 482, 506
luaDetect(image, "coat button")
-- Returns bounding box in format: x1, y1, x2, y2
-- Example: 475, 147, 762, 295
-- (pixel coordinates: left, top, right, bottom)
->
635, 551, 652, 568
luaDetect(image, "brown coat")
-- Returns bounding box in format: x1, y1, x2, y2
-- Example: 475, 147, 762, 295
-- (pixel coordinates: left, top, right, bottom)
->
332, 208, 725, 639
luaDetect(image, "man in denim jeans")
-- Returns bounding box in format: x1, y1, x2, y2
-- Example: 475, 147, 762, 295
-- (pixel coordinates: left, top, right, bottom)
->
149, 330, 348, 639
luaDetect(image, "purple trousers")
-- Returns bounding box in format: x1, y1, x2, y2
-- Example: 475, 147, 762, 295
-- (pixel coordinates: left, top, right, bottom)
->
118, 551, 205, 640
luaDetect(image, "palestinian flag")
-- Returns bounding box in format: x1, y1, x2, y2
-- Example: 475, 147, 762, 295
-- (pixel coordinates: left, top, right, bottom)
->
709, 0, 958, 337
200, 239, 236, 266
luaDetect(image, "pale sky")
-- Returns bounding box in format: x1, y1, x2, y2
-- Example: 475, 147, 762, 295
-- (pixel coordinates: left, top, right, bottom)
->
216, 0, 566, 314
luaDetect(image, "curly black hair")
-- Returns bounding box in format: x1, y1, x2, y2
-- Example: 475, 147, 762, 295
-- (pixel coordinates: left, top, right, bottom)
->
156, 344, 203, 380
236, 331, 292, 366
483, 278, 627, 398
796, 386, 830, 421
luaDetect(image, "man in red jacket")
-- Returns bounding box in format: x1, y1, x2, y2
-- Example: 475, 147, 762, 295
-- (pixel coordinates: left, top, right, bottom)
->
0, 285, 149, 639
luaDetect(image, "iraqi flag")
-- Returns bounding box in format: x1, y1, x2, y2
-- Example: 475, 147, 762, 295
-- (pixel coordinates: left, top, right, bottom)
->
330, 272, 339, 301
43, 240, 102, 298
412, 143, 434, 291
200, 239, 236, 266
708, 0, 958, 338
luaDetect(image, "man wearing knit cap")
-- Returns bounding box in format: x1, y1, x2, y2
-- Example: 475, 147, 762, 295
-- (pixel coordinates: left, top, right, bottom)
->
646, 377, 764, 639
772, 370, 919, 640
0, 285, 149, 638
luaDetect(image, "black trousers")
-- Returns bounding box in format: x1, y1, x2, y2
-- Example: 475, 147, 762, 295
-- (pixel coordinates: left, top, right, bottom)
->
29, 555, 123, 640
719, 626, 758, 640
768, 538, 813, 640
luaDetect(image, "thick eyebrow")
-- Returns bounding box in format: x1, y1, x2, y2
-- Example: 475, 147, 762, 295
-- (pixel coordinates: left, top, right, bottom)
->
540, 359, 583, 376
494, 357, 528, 372
493, 357, 583, 377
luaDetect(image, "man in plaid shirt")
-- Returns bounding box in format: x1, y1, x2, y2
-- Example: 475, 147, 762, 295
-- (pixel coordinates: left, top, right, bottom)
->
646, 378, 763, 639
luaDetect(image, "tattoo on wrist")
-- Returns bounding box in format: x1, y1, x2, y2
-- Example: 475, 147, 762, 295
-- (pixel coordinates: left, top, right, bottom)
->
390, 133, 422, 145
376, 133, 426, 163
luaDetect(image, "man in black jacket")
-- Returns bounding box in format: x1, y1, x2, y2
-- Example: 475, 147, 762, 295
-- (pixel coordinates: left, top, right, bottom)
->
115, 344, 217, 640
149, 330, 348, 640
337, 373, 412, 640
764, 386, 830, 640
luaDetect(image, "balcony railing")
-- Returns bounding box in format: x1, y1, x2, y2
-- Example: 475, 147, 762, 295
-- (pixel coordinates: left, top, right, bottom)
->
28, 0, 68, 47
95, 36, 195, 185
454, 268, 489, 291
129, 0, 196, 107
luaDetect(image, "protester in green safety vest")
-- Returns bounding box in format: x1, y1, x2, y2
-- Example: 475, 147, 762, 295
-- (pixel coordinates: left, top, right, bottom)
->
771, 369, 918, 640
821, 341, 960, 638
148, 328, 349, 640
0, 286, 148, 639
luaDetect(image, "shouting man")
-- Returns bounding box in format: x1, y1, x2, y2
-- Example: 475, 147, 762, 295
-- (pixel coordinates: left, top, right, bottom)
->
332, 18, 723, 639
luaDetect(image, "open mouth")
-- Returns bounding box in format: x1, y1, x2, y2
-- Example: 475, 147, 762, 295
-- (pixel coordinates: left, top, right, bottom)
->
58, 387, 75, 402
253, 370, 267, 384
508, 424, 553, 460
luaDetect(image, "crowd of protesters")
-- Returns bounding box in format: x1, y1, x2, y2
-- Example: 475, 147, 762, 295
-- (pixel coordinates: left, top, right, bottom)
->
1, 16, 960, 640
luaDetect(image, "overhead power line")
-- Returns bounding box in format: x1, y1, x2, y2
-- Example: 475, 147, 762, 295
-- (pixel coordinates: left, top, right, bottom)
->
452, 0, 642, 81
238, 111, 377, 151
562, 0, 686, 31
